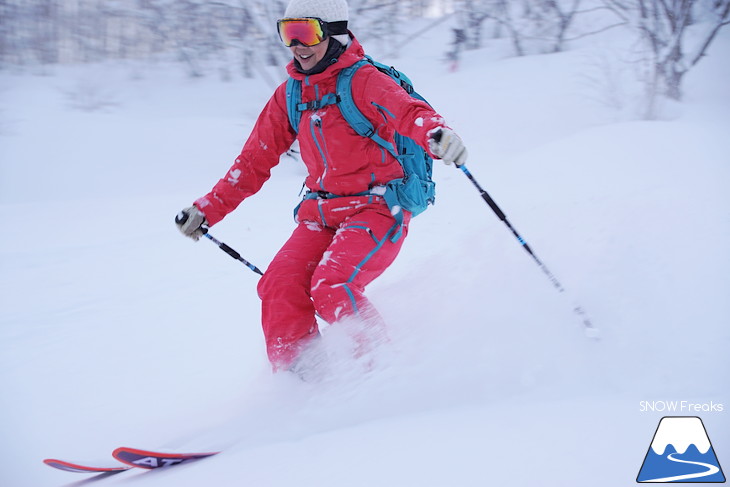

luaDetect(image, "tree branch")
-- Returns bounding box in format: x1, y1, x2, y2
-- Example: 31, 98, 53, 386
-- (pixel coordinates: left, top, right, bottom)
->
689, 1, 730, 67
564, 21, 628, 41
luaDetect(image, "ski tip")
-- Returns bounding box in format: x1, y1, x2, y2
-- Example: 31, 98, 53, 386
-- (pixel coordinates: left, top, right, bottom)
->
112, 446, 220, 469
43, 458, 130, 473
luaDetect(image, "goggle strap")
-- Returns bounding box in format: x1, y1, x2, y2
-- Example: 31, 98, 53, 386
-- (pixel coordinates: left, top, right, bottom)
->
327, 21, 348, 36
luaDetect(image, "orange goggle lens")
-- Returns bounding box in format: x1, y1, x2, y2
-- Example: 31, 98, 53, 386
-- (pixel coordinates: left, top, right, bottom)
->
277, 18, 327, 47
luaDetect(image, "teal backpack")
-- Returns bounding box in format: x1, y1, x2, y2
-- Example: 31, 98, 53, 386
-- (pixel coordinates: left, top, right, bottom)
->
285, 55, 435, 241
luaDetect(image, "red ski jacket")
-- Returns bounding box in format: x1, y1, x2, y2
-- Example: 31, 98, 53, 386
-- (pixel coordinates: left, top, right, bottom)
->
195, 36, 447, 226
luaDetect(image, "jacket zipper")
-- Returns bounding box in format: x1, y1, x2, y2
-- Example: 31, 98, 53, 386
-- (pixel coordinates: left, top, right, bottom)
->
310, 114, 329, 192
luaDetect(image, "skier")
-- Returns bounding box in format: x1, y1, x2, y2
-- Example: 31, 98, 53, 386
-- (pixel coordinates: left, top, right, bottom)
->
176, 0, 468, 374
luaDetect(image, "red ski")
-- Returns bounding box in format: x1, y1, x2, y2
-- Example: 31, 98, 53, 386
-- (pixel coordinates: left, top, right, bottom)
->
43, 458, 131, 473
112, 446, 219, 469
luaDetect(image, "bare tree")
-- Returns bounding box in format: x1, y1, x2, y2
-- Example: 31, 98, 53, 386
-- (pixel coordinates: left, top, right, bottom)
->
454, 0, 607, 55
604, 0, 730, 116
547, 0, 583, 52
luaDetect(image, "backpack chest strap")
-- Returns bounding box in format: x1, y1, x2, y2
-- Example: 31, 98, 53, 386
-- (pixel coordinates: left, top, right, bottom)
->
295, 92, 340, 112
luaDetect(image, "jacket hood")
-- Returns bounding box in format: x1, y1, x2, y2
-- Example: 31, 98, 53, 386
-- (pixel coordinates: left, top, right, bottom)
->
286, 33, 365, 82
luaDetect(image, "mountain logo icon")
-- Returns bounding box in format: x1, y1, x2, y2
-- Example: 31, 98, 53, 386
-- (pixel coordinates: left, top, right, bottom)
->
637, 416, 726, 483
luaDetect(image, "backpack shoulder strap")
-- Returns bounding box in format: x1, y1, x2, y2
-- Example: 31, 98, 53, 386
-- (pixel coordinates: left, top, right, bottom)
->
336, 59, 399, 159
335, 59, 372, 137
285, 77, 302, 133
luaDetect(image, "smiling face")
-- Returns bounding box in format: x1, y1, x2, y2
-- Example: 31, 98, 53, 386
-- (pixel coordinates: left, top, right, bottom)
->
290, 38, 330, 71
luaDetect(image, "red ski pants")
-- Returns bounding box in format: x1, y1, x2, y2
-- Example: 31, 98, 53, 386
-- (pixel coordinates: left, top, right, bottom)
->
257, 196, 409, 371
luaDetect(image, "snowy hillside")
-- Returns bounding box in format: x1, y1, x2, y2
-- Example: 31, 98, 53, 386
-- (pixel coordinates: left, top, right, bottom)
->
1, 20, 729, 487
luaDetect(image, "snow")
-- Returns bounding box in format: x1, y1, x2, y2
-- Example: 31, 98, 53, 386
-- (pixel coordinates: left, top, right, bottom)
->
1, 22, 729, 487
651, 417, 712, 455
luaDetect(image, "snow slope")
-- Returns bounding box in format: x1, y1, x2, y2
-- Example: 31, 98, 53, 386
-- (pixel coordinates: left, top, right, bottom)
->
1, 22, 729, 487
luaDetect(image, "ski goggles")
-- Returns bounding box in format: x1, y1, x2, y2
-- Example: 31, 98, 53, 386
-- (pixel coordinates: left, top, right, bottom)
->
277, 17, 348, 47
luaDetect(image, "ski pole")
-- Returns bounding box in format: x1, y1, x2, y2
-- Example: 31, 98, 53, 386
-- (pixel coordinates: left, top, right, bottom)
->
458, 164, 599, 338
200, 230, 264, 276
175, 213, 264, 276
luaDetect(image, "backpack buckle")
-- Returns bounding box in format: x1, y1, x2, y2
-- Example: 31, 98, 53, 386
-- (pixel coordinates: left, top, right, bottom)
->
298, 93, 341, 111
297, 100, 322, 111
